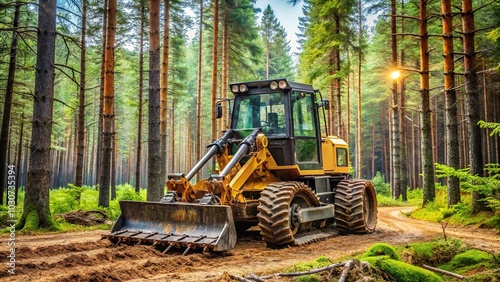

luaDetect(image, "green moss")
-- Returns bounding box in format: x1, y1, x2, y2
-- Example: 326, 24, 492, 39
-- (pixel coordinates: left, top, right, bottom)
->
360, 243, 401, 260
403, 239, 465, 266
363, 257, 444, 282
23, 209, 40, 230
440, 249, 494, 274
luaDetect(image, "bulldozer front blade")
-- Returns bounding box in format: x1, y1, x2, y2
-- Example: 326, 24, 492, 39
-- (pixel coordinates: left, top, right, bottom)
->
102, 200, 237, 253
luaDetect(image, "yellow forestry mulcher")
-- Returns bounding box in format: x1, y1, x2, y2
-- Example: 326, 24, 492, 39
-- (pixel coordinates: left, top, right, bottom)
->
103, 79, 378, 254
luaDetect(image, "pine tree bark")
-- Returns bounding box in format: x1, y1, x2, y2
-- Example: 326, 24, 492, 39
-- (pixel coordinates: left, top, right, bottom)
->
391, 0, 401, 199
21, 0, 57, 229
356, 0, 363, 179
442, 0, 460, 206
211, 0, 220, 145
420, 0, 435, 205
0, 1, 20, 205
15, 113, 24, 205
111, 115, 117, 199
75, 0, 87, 187
160, 0, 170, 187
462, 0, 486, 213
334, 13, 342, 138
96, 0, 108, 186
147, 0, 163, 201
195, 0, 203, 182
221, 14, 229, 129
328, 51, 335, 135
135, 0, 145, 193
399, 1, 408, 200
98, 0, 117, 207
170, 101, 175, 172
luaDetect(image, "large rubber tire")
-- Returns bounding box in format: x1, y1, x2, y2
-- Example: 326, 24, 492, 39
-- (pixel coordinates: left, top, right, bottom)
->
257, 182, 320, 248
334, 179, 378, 234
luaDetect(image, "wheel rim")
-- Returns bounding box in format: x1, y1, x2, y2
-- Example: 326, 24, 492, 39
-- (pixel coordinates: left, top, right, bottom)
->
289, 192, 314, 235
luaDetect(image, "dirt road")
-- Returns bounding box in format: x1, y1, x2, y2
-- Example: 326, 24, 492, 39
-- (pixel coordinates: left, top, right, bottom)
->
1, 207, 499, 281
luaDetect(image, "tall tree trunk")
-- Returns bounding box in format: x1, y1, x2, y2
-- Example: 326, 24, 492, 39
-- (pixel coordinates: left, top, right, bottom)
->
58, 140, 65, 187
75, 0, 87, 187
462, 0, 486, 213
98, 0, 117, 207
195, 0, 203, 182
64, 125, 73, 186
0, 1, 20, 205
328, 51, 335, 134
15, 112, 24, 205
221, 14, 229, 130
147, 0, 163, 201
356, 0, 363, 179
170, 101, 175, 172
160, 0, 170, 187
334, 13, 342, 138
442, 0, 460, 206
420, 0, 435, 205
481, 60, 490, 164
21, 0, 57, 229
399, 1, 408, 201
390, 0, 401, 199
111, 115, 117, 199
211, 0, 220, 145
210, 0, 220, 172
96, 0, 108, 187
382, 103, 389, 182
135, 0, 145, 193
127, 136, 131, 184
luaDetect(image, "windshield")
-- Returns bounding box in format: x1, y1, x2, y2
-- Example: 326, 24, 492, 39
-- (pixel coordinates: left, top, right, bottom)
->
232, 92, 287, 137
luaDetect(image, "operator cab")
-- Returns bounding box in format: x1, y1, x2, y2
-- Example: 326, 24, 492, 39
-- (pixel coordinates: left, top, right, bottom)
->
228, 79, 326, 171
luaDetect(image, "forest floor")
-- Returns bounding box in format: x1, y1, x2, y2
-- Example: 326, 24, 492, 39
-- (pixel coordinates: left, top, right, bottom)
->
1, 206, 499, 281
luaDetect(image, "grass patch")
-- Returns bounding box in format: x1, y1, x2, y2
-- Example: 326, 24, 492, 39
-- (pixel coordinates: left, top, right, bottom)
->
409, 188, 500, 229
285, 256, 332, 282
400, 239, 466, 267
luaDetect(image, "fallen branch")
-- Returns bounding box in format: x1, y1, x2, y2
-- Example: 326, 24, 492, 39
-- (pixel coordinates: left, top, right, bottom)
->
422, 264, 464, 279
228, 274, 254, 282
259, 261, 346, 280
339, 259, 354, 282
244, 273, 264, 282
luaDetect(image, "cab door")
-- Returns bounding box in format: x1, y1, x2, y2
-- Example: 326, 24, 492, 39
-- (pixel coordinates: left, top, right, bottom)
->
291, 91, 322, 170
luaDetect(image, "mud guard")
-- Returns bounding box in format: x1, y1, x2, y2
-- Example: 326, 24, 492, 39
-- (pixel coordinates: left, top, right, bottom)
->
103, 201, 237, 252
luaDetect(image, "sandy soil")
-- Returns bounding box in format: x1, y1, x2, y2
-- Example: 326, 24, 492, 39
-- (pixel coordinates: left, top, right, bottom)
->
1, 207, 499, 281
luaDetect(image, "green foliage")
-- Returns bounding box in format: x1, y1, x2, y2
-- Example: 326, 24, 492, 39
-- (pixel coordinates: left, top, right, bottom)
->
375, 194, 407, 207
408, 188, 423, 200
362, 257, 444, 282
478, 121, 500, 137
285, 256, 332, 282
50, 186, 86, 214
360, 243, 400, 261
371, 172, 390, 197
434, 163, 500, 229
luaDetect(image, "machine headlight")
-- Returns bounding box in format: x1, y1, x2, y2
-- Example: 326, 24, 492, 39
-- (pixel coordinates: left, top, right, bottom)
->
278, 80, 288, 89
231, 84, 239, 93
270, 81, 278, 90
239, 84, 248, 92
